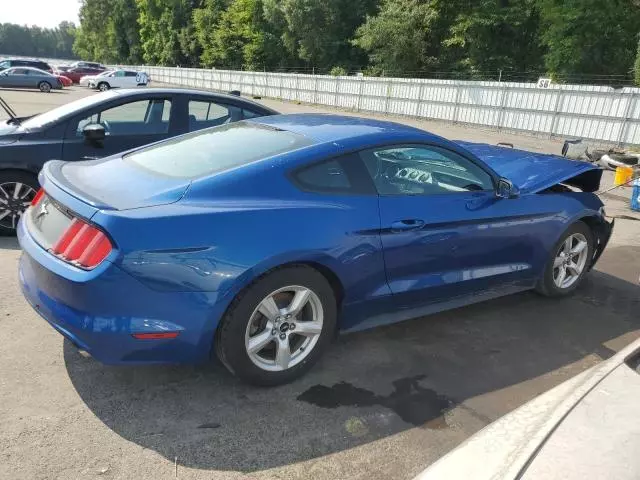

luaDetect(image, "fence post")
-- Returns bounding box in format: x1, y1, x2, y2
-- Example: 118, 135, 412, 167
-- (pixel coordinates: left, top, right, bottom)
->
416, 81, 425, 118
356, 77, 364, 112
496, 84, 508, 131
295, 74, 300, 103
279, 73, 284, 99
334, 76, 340, 107
617, 92, 636, 146
384, 78, 393, 114
549, 88, 564, 139
453, 82, 462, 123
313, 75, 319, 105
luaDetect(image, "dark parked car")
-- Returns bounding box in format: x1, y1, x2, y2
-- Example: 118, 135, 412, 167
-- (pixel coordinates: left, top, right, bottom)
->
64, 67, 105, 84
0, 58, 53, 73
0, 87, 277, 233
0, 67, 63, 92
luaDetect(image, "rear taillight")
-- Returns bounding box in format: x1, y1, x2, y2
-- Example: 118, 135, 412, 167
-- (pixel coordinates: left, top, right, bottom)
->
51, 217, 112, 269
31, 188, 45, 206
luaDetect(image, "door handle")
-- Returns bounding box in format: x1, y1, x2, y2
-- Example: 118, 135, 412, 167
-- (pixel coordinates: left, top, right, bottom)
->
81, 155, 100, 160
390, 219, 425, 231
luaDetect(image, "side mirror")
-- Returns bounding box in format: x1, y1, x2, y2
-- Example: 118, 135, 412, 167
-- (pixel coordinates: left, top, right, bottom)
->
83, 123, 105, 144
496, 178, 519, 199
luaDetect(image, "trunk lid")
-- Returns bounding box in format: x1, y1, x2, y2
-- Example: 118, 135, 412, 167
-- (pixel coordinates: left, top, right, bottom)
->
457, 141, 602, 193
42, 158, 190, 214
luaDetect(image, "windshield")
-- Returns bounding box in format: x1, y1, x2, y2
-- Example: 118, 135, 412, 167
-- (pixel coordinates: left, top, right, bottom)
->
19, 90, 120, 130
125, 122, 314, 179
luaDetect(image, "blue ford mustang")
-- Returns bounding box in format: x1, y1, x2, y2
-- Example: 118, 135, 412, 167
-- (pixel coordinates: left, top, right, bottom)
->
18, 114, 613, 385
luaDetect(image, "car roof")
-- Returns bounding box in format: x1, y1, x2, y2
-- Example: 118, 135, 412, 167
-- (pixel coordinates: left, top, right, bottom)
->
112, 88, 279, 113
8, 66, 47, 73
248, 113, 436, 144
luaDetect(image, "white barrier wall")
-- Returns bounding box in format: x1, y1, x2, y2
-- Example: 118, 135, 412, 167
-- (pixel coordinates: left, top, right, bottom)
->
121, 65, 640, 146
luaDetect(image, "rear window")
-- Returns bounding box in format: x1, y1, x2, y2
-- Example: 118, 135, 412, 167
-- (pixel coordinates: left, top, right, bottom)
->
124, 122, 314, 179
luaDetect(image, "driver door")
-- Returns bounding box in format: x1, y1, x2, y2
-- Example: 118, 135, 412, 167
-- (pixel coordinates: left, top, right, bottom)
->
360, 144, 550, 308
62, 96, 176, 161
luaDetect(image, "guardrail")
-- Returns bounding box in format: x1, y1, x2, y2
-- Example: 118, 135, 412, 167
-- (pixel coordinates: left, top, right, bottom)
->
119, 65, 640, 146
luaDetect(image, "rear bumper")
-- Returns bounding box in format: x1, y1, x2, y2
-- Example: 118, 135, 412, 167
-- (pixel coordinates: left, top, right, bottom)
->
17, 218, 226, 365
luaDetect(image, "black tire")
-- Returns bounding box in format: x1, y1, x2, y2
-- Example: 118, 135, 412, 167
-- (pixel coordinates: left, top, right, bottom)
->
536, 221, 594, 297
0, 171, 40, 236
98, 82, 110, 92
38, 81, 52, 93
215, 265, 337, 386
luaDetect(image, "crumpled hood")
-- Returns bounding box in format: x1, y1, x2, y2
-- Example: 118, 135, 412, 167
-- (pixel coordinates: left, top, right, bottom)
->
457, 141, 602, 193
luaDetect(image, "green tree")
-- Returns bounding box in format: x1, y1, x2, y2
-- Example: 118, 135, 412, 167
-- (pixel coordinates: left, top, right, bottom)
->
136, 0, 199, 66
193, 0, 229, 67
207, 0, 284, 69
281, 0, 378, 70
354, 0, 454, 75
635, 39, 640, 86
0, 22, 77, 59
444, 0, 544, 79
538, 0, 640, 81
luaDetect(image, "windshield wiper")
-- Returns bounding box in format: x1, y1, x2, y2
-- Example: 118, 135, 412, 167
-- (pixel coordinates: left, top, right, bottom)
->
0, 95, 19, 124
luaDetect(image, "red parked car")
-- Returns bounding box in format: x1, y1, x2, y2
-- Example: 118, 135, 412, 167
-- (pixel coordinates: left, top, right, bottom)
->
63, 67, 105, 84
55, 75, 72, 87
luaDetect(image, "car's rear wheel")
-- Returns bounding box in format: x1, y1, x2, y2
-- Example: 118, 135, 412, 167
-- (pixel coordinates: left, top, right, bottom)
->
536, 221, 594, 297
216, 265, 337, 386
98, 82, 110, 92
38, 81, 51, 93
0, 171, 39, 236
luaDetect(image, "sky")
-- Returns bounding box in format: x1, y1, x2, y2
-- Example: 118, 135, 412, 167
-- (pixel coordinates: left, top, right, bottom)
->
3, 0, 80, 28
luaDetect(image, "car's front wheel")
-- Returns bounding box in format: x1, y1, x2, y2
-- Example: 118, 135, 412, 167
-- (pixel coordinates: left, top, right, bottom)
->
98, 82, 110, 92
38, 81, 52, 93
0, 171, 40, 236
216, 265, 337, 386
537, 221, 594, 297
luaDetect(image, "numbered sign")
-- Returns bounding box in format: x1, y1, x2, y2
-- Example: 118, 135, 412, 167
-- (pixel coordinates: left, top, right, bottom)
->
537, 78, 552, 89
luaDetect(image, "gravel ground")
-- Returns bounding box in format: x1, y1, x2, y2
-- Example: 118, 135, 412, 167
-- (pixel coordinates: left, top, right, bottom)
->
1, 85, 639, 480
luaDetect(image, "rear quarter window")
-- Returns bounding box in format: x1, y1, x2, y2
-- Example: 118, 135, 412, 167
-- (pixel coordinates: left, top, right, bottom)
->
124, 122, 314, 179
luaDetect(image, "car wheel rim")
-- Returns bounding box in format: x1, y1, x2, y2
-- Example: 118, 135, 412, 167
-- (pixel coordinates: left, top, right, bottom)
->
245, 285, 323, 372
41, 83, 50, 92
553, 233, 589, 289
100, 84, 107, 91
0, 182, 37, 230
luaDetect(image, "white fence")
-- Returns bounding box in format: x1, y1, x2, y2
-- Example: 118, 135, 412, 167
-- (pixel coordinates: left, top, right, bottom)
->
126, 65, 640, 146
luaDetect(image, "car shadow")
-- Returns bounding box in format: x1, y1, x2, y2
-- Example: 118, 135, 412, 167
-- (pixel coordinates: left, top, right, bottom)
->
64, 247, 640, 472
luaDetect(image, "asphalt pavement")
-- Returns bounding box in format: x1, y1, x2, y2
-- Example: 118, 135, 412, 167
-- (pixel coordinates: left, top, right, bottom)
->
1, 85, 639, 480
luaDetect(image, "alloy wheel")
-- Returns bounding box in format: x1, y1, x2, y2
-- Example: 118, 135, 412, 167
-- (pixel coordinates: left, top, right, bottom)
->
245, 285, 324, 372
553, 233, 589, 289
0, 182, 37, 230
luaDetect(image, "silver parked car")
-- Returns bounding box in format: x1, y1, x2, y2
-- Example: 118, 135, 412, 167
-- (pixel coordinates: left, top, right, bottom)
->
0, 67, 62, 92
416, 336, 640, 480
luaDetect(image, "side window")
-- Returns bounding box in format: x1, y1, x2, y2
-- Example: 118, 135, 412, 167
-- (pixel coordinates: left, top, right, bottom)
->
360, 145, 494, 195
188, 101, 240, 131
73, 99, 172, 137
295, 159, 351, 192
115, 71, 125, 77
125, 71, 138, 77
242, 109, 263, 119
